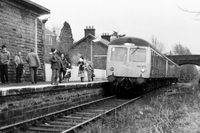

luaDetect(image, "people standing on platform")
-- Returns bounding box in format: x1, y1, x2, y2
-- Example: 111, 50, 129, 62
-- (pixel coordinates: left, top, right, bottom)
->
26, 48, 40, 84
85, 62, 94, 82
49, 47, 60, 85
60, 54, 67, 81
14, 51, 24, 83
78, 56, 85, 82
0, 45, 10, 84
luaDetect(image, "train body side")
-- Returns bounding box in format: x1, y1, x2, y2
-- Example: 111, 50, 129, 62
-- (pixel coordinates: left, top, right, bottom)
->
106, 44, 180, 82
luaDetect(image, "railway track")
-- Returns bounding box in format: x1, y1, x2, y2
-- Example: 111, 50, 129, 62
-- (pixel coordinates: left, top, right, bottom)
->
0, 82, 170, 133
0, 95, 140, 133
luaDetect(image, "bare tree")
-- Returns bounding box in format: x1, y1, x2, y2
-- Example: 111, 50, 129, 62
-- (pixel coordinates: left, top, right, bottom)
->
51, 24, 61, 39
110, 31, 126, 41
176, 2, 200, 20
172, 43, 191, 55
151, 35, 165, 53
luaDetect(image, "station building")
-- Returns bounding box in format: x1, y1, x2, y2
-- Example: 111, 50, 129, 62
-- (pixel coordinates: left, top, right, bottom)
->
0, 0, 50, 82
69, 26, 111, 69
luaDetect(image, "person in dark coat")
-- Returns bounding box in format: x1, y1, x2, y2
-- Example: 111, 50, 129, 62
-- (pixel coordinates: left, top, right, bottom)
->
0, 45, 10, 84
58, 54, 64, 83
26, 48, 40, 84
49, 48, 60, 85
14, 51, 24, 83
60, 54, 68, 81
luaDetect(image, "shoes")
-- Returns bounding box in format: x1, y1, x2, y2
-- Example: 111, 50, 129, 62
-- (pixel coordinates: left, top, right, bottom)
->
32, 81, 37, 84
51, 82, 59, 85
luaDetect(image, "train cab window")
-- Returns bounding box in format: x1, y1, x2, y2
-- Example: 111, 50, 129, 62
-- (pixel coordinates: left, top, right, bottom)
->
110, 47, 127, 62
129, 48, 146, 62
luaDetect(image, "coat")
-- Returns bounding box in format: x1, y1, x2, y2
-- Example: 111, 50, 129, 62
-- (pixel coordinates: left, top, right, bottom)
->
49, 53, 60, 70
14, 55, 23, 69
0, 50, 10, 65
78, 61, 84, 71
26, 52, 40, 67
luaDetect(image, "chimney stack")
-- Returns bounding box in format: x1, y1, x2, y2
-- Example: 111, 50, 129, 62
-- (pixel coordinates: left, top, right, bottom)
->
101, 33, 111, 42
84, 26, 95, 36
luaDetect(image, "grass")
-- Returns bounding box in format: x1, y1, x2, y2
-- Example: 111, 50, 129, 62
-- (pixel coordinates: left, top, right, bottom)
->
81, 81, 200, 133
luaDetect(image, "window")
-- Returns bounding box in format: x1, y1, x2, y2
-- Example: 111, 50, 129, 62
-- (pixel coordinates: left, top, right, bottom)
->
129, 48, 146, 62
45, 35, 53, 45
110, 47, 127, 62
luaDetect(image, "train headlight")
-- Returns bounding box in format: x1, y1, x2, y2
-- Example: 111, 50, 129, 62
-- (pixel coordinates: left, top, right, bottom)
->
141, 68, 146, 73
110, 67, 114, 71
108, 75, 116, 82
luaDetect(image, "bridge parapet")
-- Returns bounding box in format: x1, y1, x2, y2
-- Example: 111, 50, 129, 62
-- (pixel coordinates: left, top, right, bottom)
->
166, 55, 200, 66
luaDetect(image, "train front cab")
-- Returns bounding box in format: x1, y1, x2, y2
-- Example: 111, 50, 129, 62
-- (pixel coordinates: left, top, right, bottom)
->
106, 43, 151, 94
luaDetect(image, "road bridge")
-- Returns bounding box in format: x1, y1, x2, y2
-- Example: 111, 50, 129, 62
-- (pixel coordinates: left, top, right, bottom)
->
167, 55, 200, 66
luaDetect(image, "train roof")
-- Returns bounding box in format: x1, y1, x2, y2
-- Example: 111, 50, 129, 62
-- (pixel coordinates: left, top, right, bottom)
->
109, 37, 180, 67
109, 37, 151, 47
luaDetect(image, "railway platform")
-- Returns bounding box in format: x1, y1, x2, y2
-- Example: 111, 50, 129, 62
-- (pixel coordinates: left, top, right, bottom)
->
0, 79, 110, 128
0, 80, 108, 97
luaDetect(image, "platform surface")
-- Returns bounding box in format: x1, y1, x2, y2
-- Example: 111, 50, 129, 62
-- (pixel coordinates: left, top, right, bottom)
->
0, 80, 108, 96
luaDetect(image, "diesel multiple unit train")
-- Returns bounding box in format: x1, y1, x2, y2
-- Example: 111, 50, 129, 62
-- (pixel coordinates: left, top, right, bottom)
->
106, 37, 180, 94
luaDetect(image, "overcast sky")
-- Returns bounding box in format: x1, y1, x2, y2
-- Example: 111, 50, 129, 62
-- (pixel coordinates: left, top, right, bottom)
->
31, 0, 200, 54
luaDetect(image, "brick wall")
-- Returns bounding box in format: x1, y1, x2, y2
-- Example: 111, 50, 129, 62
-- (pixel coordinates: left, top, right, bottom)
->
93, 42, 108, 69
69, 38, 92, 64
0, 0, 45, 82
69, 37, 108, 69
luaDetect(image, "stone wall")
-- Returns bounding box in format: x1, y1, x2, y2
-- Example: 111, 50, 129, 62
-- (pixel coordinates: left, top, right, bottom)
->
0, 0, 45, 82
0, 82, 110, 128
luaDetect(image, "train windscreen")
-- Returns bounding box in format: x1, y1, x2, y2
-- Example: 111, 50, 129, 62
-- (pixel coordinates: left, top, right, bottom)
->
129, 48, 146, 62
110, 47, 127, 62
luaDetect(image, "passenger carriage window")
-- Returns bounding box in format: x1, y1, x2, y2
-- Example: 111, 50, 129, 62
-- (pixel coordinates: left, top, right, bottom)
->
129, 48, 146, 62
110, 47, 127, 62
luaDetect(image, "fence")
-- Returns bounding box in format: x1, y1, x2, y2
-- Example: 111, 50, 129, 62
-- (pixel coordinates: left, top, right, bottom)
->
45, 64, 107, 82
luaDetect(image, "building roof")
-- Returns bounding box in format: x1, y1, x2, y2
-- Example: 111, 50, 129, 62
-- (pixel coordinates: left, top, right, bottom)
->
97, 38, 110, 46
10, 0, 50, 15
72, 33, 109, 49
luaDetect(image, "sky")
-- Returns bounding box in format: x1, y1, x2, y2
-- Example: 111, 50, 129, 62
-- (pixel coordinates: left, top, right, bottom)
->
31, 0, 200, 54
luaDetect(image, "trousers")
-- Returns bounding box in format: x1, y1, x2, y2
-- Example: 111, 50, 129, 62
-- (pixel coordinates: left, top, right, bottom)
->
0, 65, 9, 83
29, 67, 38, 83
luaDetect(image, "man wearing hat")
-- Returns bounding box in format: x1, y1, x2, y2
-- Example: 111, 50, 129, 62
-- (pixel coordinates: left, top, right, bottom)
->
0, 45, 10, 84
